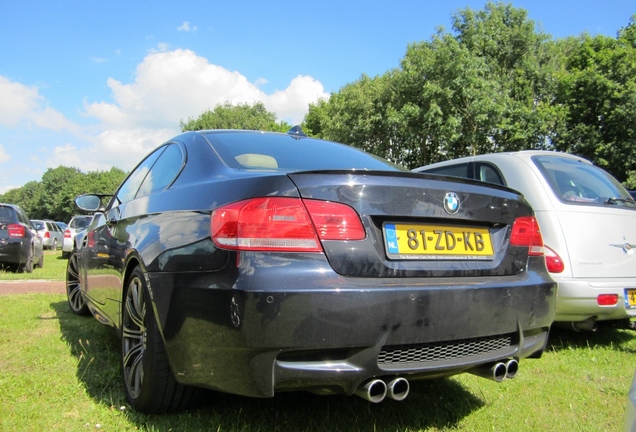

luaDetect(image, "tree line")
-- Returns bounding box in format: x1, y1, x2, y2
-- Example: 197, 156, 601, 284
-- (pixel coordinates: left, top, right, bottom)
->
2, 2, 635, 219
303, 2, 636, 187
0, 166, 126, 223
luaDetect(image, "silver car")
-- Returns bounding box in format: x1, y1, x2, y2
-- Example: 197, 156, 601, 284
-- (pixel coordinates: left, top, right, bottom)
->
415, 150, 636, 331
62, 215, 93, 258
32, 219, 64, 250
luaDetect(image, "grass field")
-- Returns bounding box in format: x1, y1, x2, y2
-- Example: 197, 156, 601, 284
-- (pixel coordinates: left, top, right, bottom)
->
0, 292, 634, 431
0, 249, 67, 281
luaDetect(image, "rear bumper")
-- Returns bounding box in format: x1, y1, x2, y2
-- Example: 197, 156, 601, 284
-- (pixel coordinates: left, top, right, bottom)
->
147, 254, 556, 397
62, 238, 73, 252
0, 240, 27, 265
553, 278, 636, 322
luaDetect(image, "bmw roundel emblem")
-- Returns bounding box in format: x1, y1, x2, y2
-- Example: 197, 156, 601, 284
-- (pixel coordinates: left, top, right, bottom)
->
443, 192, 460, 214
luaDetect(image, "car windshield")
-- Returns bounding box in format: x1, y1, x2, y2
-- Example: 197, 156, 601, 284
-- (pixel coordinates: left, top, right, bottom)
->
33, 221, 45, 230
533, 155, 636, 208
202, 132, 407, 172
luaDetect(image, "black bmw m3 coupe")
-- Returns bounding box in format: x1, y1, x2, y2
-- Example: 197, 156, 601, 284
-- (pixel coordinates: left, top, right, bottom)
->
66, 129, 556, 413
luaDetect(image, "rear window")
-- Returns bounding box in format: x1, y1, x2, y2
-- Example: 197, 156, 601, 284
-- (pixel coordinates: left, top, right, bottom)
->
70, 217, 92, 229
202, 132, 407, 172
533, 155, 635, 208
0, 206, 17, 223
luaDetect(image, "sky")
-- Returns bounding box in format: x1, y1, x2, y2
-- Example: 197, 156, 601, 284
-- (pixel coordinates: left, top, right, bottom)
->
1, 1, 634, 194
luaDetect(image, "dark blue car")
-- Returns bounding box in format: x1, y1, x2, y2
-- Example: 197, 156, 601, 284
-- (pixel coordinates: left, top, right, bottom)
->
0, 203, 44, 272
66, 129, 556, 413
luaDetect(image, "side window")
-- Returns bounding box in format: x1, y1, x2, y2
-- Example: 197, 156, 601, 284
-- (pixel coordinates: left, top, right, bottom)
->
424, 163, 471, 179
17, 209, 31, 226
475, 163, 505, 186
114, 146, 166, 205
136, 144, 184, 199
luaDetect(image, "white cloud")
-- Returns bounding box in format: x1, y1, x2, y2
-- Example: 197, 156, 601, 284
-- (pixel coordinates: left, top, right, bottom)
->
77, 49, 330, 169
84, 48, 329, 129
177, 21, 197, 32
254, 77, 268, 86
0, 50, 330, 192
0, 75, 78, 133
265, 75, 329, 125
92, 57, 108, 63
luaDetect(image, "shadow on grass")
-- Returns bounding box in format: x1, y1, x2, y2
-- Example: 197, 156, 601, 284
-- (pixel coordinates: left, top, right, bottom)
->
51, 299, 485, 431
547, 323, 636, 354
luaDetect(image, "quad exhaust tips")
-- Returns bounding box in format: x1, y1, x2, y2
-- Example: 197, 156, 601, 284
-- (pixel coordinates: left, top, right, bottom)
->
354, 377, 410, 403
353, 360, 516, 403
469, 359, 519, 382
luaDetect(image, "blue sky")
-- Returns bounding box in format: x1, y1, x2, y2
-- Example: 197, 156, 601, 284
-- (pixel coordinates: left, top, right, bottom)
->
1, 0, 634, 194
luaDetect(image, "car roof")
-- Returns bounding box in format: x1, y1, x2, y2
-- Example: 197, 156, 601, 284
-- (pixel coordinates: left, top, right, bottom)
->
417, 150, 591, 170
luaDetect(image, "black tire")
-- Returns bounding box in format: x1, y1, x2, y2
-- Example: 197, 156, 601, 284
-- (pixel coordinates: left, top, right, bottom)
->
66, 251, 89, 316
21, 247, 34, 273
121, 266, 201, 413
52, 239, 58, 250
36, 252, 44, 269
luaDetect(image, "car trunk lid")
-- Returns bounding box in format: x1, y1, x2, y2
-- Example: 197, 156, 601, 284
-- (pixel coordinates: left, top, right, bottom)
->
288, 170, 537, 278
556, 206, 636, 278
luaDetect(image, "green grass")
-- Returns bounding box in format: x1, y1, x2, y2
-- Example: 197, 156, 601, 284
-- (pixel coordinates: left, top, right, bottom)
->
0, 250, 67, 281
0, 294, 634, 431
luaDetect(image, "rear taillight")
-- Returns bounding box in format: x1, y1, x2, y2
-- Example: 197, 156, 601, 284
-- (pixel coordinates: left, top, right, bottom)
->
64, 229, 71, 238
44, 231, 51, 239
87, 231, 96, 248
510, 216, 544, 256
597, 294, 618, 306
211, 197, 365, 252
7, 224, 25, 238
544, 246, 565, 273
303, 200, 366, 241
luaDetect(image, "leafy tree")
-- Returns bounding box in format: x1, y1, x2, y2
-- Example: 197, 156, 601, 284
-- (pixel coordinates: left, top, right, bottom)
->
552, 16, 636, 182
304, 73, 399, 161
0, 181, 44, 219
305, 2, 562, 169
180, 102, 292, 132
38, 167, 86, 221
0, 166, 127, 222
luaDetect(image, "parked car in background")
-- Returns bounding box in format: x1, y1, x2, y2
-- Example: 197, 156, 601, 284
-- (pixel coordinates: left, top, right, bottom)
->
55, 221, 68, 231
62, 215, 93, 258
66, 129, 555, 414
0, 203, 44, 272
32, 219, 64, 250
415, 150, 636, 331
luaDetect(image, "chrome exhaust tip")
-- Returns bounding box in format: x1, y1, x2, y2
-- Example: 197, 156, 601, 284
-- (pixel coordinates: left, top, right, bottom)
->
386, 377, 410, 401
505, 359, 519, 379
468, 362, 507, 382
354, 379, 387, 403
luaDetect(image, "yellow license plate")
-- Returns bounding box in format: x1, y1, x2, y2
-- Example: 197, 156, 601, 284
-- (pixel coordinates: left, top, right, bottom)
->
384, 223, 494, 259
626, 289, 636, 309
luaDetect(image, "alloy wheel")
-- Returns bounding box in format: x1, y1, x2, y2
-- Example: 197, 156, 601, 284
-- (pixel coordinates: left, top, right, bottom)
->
122, 276, 147, 400
66, 251, 89, 315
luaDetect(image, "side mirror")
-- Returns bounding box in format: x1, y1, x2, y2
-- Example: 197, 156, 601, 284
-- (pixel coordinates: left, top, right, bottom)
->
75, 194, 111, 212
